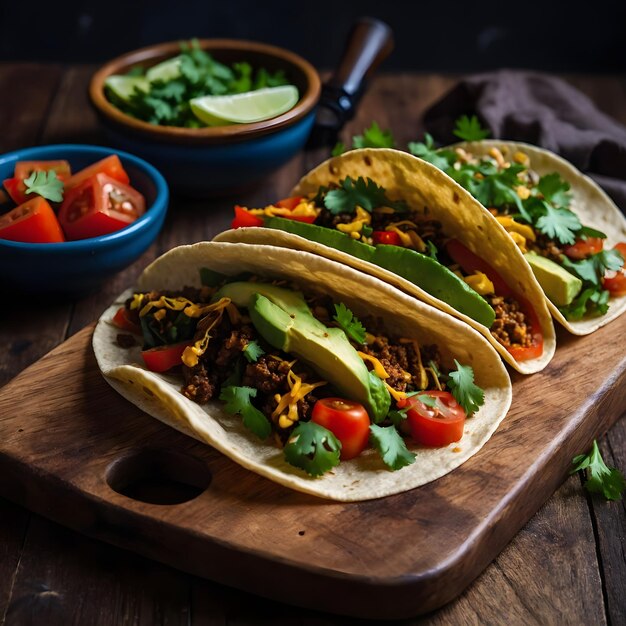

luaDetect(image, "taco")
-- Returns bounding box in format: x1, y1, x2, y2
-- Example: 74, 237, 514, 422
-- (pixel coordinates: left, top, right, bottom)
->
93, 241, 512, 501
428, 140, 626, 335
214, 148, 556, 374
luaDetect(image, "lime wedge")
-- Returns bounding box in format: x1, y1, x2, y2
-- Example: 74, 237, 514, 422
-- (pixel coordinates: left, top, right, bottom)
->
105, 75, 149, 102
146, 55, 183, 83
190, 85, 299, 126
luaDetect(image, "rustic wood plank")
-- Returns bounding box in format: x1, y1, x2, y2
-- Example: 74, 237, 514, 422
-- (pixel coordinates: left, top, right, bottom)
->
0, 501, 29, 623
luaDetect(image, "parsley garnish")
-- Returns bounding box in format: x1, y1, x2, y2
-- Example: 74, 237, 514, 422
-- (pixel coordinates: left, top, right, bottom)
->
243, 340, 265, 363
333, 303, 366, 344
571, 440, 626, 501
24, 170, 64, 202
219, 385, 271, 439
369, 424, 416, 470
453, 114, 491, 141
323, 177, 407, 215
447, 360, 484, 415
283, 422, 341, 476
352, 121, 395, 149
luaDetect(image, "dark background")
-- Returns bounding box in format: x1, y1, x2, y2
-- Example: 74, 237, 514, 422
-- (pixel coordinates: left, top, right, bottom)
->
1, 0, 625, 72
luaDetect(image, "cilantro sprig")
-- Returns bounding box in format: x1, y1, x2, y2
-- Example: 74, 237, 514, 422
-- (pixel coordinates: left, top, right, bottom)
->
332, 121, 395, 156
453, 115, 491, 141
322, 177, 407, 215
571, 440, 626, 501
283, 422, 341, 476
447, 360, 484, 416
369, 424, 416, 471
333, 303, 366, 344
24, 170, 64, 203
219, 385, 272, 439
243, 340, 265, 363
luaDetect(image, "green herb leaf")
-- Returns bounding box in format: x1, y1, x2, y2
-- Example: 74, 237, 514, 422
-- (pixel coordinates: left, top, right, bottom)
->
425, 240, 438, 260
447, 360, 484, 415
578, 225, 607, 240
453, 114, 490, 141
243, 340, 265, 363
408, 133, 455, 170
331, 141, 346, 157
323, 176, 407, 215
535, 203, 582, 245
333, 302, 367, 344
571, 440, 626, 500
561, 249, 624, 287
537, 173, 571, 208
283, 422, 341, 476
23, 170, 64, 202
352, 121, 395, 149
416, 393, 437, 408
369, 424, 415, 471
219, 385, 271, 439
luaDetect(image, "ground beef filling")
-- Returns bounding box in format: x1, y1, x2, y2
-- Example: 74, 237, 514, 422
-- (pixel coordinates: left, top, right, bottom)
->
487, 295, 532, 348
529, 233, 563, 263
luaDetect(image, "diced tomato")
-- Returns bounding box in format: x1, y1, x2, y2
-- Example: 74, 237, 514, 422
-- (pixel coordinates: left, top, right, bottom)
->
311, 397, 370, 460
603, 271, 626, 296
64, 155, 129, 190
0, 196, 65, 243
3, 177, 29, 205
399, 391, 466, 447
141, 342, 191, 372
372, 230, 402, 246
231, 205, 264, 229
446, 239, 543, 361
275, 196, 303, 210
614, 242, 626, 260
14, 160, 71, 181
59, 173, 145, 240
563, 237, 604, 259
112, 306, 141, 334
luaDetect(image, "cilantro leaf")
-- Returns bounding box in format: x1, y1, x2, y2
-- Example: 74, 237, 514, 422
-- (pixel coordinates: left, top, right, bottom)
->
352, 121, 395, 149
408, 133, 456, 170
416, 393, 437, 408
453, 115, 490, 141
219, 385, 271, 439
369, 424, 416, 470
333, 302, 366, 344
23, 170, 64, 202
535, 203, 582, 245
323, 177, 407, 215
447, 360, 484, 415
561, 249, 624, 287
283, 422, 341, 476
243, 340, 265, 363
578, 225, 607, 240
537, 173, 572, 208
331, 141, 346, 157
571, 440, 626, 500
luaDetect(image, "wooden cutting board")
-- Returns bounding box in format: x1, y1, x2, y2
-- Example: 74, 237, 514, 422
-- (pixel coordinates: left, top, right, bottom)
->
0, 315, 624, 620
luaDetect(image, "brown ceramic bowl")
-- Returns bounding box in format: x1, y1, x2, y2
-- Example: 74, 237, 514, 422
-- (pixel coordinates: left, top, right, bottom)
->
89, 39, 321, 195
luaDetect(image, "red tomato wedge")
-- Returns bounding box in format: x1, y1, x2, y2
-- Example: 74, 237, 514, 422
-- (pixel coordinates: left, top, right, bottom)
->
232, 205, 264, 229
614, 242, 626, 259
372, 230, 402, 246
59, 173, 145, 240
275, 196, 303, 210
112, 306, 141, 334
311, 397, 370, 460
141, 342, 191, 372
0, 196, 65, 243
603, 244, 626, 296
446, 239, 543, 361
563, 237, 604, 259
399, 391, 466, 447
14, 160, 71, 181
64, 155, 129, 190
3, 177, 29, 205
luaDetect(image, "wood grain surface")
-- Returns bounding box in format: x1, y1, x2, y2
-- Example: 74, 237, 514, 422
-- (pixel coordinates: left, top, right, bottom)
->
0, 65, 625, 625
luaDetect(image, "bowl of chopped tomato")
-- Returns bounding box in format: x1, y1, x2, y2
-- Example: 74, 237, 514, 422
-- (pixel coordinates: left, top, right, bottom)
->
0, 144, 168, 296
89, 39, 320, 196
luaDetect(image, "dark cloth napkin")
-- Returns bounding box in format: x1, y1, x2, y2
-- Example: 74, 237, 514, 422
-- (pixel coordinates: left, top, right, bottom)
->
423, 71, 626, 212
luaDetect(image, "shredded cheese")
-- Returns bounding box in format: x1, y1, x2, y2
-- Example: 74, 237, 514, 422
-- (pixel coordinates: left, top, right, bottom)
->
248, 200, 320, 221
272, 368, 326, 428
464, 271, 495, 295
384, 382, 407, 402
357, 352, 389, 379
180, 298, 232, 367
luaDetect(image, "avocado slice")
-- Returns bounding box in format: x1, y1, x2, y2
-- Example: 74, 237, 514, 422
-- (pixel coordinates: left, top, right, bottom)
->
215, 282, 391, 422
263, 217, 495, 328
524, 252, 582, 306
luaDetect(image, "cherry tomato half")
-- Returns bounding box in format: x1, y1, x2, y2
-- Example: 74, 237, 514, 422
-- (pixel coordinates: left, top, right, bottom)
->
231, 205, 264, 229
64, 155, 129, 190
141, 342, 191, 372
614, 242, 626, 259
311, 397, 370, 460
112, 306, 141, 334
275, 196, 303, 210
14, 160, 71, 181
372, 230, 402, 246
563, 237, 604, 260
604, 271, 626, 296
400, 391, 466, 447
0, 196, 65, 243
59, 173, 145, 240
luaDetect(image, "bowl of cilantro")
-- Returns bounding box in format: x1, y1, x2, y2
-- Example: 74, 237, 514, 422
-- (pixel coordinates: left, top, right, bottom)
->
90, 39, 321, 196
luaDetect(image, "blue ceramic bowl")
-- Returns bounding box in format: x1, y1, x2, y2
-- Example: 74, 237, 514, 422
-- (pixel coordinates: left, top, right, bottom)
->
89, 40, 321, 197
0, 144, 168, 296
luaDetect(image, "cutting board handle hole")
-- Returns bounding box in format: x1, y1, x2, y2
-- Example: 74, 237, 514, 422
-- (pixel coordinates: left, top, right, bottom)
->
106, 449, 211, 505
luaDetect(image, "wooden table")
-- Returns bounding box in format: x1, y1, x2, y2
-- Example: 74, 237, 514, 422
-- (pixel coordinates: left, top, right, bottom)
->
0, 65, 624, 625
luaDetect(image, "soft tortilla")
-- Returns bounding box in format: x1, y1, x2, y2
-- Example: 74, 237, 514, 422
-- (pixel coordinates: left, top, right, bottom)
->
94, 241, 512, 502
215, 148, 556, 374
453, 140, 626, 335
